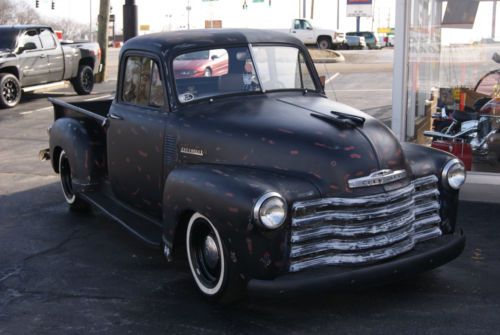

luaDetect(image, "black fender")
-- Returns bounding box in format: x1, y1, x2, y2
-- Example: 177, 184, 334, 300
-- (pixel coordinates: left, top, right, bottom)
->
49, 117, 106, 190
162, 164, 320, 280
402, 142, 460, 233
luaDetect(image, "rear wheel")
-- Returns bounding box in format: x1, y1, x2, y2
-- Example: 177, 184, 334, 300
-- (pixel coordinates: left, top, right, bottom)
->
0, 73, 21, 108
72, 65, 94, 95
186, 212, 246, 303
59, 150, 91, 212
204, 68, 212, 77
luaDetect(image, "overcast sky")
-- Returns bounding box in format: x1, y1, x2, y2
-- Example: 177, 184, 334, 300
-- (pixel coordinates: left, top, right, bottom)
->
29, 0, 396, 33
27, 0, 498, 43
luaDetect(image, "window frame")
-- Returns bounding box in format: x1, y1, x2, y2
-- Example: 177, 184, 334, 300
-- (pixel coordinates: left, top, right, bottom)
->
118, 51, 168, 112
39, 28, 58, 50
18, 29, 42, 53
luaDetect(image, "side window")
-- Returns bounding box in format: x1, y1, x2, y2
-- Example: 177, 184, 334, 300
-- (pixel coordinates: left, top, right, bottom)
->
122, 56, 165, 108
303, 20, 312, 30
293, 20, 301, 30
39, 29, 57, 49
19, 30, 42, 51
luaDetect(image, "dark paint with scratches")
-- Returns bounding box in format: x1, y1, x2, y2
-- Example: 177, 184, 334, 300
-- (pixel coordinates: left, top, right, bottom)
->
46, 29, 464, 285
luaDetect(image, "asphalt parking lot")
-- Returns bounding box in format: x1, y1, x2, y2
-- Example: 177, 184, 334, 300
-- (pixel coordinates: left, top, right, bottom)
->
1, 48, 499, 334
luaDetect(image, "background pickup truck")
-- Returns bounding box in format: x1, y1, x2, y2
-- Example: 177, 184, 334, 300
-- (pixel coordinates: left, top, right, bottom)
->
0, 25, 101, 108
42, 29, 466, 303
273, 18, 346, 50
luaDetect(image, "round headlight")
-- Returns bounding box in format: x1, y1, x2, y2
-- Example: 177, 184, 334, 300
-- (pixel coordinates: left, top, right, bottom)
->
253, 192, 287, 229
442, 159, 466, 190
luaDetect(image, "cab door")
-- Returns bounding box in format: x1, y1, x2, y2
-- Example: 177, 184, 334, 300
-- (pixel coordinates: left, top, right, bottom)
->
107, 53, 168, 218
39, 28, 64, 82
17, 29, 50, 86
291, 19, 316, 44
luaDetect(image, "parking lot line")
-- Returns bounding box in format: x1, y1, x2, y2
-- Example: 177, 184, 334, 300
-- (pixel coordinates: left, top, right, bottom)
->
35, 107, 53, 112
325, 72, 340, 85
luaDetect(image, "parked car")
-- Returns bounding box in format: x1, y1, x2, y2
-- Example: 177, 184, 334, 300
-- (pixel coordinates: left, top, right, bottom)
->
0, 25, 101, 108
41, 29, 466, 303
346, 35, 366, 49
173, 49, 228, 79
347, 31, 382, 49
274, 19, 346, 50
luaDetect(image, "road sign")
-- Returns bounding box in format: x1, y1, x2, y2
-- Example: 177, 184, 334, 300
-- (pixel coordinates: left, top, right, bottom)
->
139, 24, 150, 31
347, 0, 373, 17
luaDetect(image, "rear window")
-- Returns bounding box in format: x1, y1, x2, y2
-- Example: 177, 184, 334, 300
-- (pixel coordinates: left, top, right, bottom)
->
122, 56, 165, 108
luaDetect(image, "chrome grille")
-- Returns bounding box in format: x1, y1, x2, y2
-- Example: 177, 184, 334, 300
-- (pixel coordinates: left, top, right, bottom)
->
289, 175, 441, 272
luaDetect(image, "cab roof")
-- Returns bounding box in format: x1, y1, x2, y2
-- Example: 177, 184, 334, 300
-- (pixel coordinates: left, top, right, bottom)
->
122, 29, 305, 55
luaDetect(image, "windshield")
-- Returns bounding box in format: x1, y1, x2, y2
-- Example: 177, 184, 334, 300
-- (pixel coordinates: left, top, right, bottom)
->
173, 45, 317, 103
0, 29, 17, 50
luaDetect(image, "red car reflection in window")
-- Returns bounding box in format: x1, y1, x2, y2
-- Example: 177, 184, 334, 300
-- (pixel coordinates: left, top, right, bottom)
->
173, 49, 229, 79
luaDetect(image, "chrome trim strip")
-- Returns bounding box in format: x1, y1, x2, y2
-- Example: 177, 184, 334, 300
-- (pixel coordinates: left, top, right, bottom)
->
293, 183, 415, 213
348, 169, 407, 189
413, 214, 441, 230
290, 225, 414, 258
289, 238, 416, 272
413, 174, 438, 188
292, 198, 414, 226
291, 211, 415, 242
413, 227, 442, 242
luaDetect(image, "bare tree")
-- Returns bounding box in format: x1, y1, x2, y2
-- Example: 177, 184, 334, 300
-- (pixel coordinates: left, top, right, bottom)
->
0, 0, 88, 41
0, 0, 16, 24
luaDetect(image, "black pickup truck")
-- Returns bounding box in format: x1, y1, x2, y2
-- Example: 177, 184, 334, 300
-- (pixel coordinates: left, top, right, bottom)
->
41, 29, 466, 302
0, 25, 101, 108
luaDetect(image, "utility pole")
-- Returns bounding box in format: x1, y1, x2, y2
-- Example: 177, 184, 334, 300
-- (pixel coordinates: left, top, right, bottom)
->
95, 0, 110, 83
310, 0, 314, 19
187, 0, 192, 30
303, 0, 306, 19
123, 0, 138, 41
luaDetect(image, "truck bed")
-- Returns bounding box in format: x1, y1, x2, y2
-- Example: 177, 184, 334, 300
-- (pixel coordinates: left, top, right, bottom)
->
49, 97, 112, 124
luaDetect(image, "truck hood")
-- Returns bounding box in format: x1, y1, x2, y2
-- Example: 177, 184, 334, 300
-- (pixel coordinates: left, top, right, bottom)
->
0, 49, 13, 59
177, 94, 410, 197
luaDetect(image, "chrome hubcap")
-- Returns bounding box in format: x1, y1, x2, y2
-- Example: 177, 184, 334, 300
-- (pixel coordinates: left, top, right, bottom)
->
203, 235, 219, 269
2, 79, 18, 103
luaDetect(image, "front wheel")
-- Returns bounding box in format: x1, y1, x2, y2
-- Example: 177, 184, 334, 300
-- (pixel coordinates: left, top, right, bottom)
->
186, 212, 246, 303
71, 65, 94, 95
317, 38, 331, 50
0, 73, 22, 108
59, 150, 91, 212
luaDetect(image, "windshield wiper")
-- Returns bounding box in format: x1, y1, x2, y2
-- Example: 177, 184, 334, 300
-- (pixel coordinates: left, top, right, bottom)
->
311, 111, 365, 128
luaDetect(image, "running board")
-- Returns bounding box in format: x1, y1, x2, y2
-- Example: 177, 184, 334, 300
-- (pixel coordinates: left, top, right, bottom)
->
79, 191, 163, 247
22, 81, 67, 93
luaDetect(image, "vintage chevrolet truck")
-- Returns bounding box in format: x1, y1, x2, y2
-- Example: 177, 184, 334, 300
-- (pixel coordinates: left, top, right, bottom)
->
41, 29, 466, 302
0, 25, 101, 108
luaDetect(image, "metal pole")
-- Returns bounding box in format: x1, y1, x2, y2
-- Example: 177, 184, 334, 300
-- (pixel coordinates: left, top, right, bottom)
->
392, 0, 410, 141
123, 0, 138, 41
311, 0, 314, 19
493, 0, 497, 39
187, 0, 191, 30
303, 0, 306, 19
89, 0, 92, 41
337, 0, 340, 30
356, 16, 360, 32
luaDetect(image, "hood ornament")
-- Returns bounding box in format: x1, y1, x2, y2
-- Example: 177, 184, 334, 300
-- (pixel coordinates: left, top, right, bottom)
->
348, 169, 407, 189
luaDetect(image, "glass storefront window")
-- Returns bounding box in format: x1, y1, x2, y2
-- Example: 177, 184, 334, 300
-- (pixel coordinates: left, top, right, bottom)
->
406, 0, 500, 173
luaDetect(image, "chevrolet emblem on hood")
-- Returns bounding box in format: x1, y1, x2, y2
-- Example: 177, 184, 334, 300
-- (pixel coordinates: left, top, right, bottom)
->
348, 169, 407, 189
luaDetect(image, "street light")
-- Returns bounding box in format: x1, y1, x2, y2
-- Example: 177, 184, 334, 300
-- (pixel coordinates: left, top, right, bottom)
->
186, 0, 191, 30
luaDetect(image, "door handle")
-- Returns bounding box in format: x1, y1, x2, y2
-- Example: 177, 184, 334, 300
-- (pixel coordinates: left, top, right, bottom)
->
39, 54, 46, 58
108, 113, 123, 120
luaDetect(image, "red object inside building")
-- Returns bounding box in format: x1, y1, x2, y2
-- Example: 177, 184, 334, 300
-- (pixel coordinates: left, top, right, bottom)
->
431, 140, 472, 171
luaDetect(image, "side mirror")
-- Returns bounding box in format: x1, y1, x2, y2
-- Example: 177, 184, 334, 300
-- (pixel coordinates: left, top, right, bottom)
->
307, 26, 313, 30
211, 55, 218, 61
493, 52, 500, 64
319, 75, 326, 90
19, 42, 37, 53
